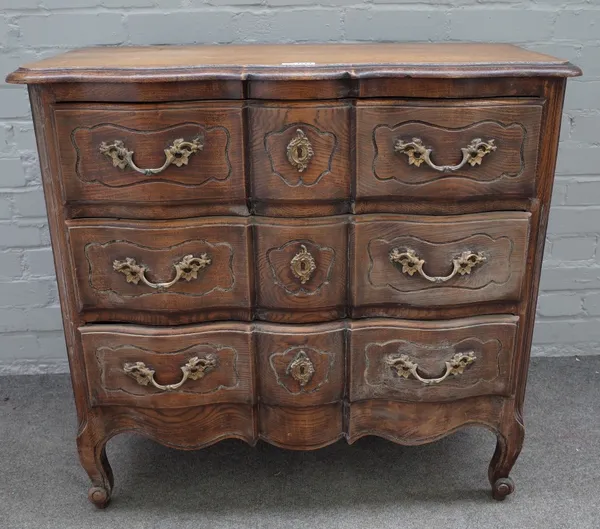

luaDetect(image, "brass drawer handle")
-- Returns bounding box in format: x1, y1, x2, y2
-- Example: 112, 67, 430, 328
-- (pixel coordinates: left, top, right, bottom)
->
286, 350, 315, 387
287, 129, 314, 172
290, 244, 317, 284
390, 248, 485, 283
113, 254, 211, 290
394, 137, 496, 173
99, 137, 203, 176
123, 355, 217, 392
386, 352, 476, 385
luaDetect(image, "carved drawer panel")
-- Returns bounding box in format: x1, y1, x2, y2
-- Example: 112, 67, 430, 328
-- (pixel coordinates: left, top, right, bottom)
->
249, 102, 351, 216
351, 212, 530, 313
80, 323, 253, 408
68, 217, 252, 325
355, 99, 543, 210
254, 216, 348, 323
349, 316, 518, 403
54, 102, 245, 219
257, 322, 345, 407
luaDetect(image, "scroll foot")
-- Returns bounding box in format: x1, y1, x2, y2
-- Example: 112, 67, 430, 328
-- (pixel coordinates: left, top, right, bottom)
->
88, 486, 111, 509
492, 477, 515, 501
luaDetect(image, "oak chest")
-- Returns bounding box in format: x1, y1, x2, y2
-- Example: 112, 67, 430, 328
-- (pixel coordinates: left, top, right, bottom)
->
7, 43, 581, 507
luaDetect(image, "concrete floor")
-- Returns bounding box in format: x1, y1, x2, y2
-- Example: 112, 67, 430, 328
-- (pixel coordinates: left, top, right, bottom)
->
1, 356, 599, 529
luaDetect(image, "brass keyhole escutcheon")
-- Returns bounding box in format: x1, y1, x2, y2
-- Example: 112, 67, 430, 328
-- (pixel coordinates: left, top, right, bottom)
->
290, 244, 317, 285
286, 129, 314, 172
286, 350, 315, 387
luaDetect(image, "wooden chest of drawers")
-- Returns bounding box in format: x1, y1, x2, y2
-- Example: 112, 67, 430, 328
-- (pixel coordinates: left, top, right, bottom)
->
8, 43, 580, 507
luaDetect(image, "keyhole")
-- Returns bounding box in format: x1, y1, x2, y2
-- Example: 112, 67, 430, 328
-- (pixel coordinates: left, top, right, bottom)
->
297, 145, 304, 159
299, 366, 305, 375
300, 261, 307, 272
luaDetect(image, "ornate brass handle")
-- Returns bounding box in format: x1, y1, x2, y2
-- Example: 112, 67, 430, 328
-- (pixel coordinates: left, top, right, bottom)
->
286, 350, 315, 387
394, 137, 496, 173
123, 355, 217, 391
290, 244, 317, 284
113, 254, 211, 289
389, 248, 485, 283
99, 137, 203, 176
287, 129, 314, 172
386, 352, 476, 385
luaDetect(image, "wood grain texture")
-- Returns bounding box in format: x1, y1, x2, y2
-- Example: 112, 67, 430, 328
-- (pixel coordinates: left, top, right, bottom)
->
351, 197, 533, 216
487, 79, 568, 501
79, 317, 521, 408
28, 85, 106, 507
49, 81, 244, 102
43, 76, 554, 103
6, 43, 581, 84
80, 323, 254, 408
347, 396, 505, 445
101, 404, 257, 450
249, 79, 355, 100
259, 403, 343, 449
257, 321, 345, 407
254, 216, 348, 322
349, 316, 518, 403
357, 76, 550, 99
351, 212, 531, 311
55, 102, 246, 219
250, 101, 351, 216
66, 214, 531, 323
68, 217, 253, 325
356, 99, 543, 207
43, 76, 553, 103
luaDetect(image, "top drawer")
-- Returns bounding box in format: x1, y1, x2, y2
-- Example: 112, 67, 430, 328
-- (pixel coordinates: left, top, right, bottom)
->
249, 101, 351, 217
356, 99, 543, 210
54, 102, 245, 219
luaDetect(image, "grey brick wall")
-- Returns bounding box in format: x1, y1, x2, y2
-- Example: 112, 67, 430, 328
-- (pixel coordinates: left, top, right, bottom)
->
0, 0, 598, 373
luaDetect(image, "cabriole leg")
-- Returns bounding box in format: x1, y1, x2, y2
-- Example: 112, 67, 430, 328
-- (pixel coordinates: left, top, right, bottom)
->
488, 410, 524, 501
77, 421, 114, 509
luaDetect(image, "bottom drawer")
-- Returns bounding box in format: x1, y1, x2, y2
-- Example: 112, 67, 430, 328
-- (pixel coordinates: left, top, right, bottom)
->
80, 323, 254, 408
81, 315, 517, 412
349, 316, 518, 403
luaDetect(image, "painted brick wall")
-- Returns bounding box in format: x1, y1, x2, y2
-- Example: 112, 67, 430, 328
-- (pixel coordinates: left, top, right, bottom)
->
0, 1, 598, 373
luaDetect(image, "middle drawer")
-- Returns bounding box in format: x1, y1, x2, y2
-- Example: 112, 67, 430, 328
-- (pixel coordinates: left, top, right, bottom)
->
68, 212, 530, 325
68, 217, 253, 326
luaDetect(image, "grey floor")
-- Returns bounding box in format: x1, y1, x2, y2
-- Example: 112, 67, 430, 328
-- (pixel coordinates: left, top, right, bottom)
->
1, 357, 599, 529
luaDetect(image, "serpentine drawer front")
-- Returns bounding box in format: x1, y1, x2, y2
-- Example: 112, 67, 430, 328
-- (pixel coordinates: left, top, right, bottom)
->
348, 316, 518, 403
8, 43, 580, 507
54, 102, 246, 219
249, 101, 352, 216
355, 99, 543, 209
80, 323, 254, 408
254, 216, 348, 323
351, 212, 531, 313
68, 217, 253, 325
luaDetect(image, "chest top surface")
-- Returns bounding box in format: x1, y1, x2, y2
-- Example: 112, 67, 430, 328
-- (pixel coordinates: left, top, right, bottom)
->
6, 42, 581, 84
